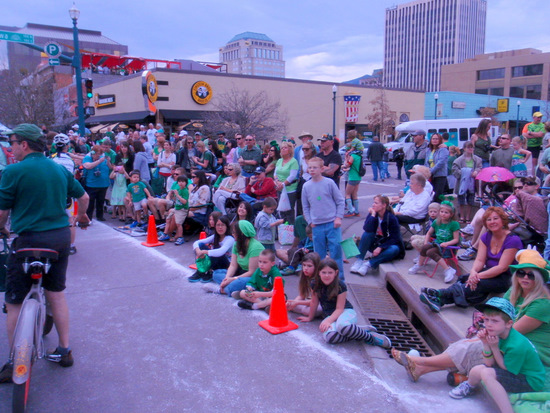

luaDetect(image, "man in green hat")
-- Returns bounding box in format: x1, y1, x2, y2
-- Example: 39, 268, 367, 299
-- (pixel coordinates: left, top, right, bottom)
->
0, 124, 90, 382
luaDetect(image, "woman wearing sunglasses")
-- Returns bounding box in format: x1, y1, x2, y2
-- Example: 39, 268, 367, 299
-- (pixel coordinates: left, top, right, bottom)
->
391, 248, 550, 391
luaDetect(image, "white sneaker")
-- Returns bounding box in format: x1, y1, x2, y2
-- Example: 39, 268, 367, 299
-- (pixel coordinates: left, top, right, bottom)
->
408, 264, 425, 274
358, 261, 372, 276
202, 284, 221, 294
460, 224, 474, 235
443, 267, 457, 283
350, 259, 363, 274
413, 256, 419, 264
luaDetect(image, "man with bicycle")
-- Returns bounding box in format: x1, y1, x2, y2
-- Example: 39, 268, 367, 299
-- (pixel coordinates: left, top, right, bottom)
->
0, 124, 90, 383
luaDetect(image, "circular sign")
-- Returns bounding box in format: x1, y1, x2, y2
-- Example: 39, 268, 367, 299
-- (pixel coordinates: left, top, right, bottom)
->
191, 81, 213, 105
145, 72, 158, 103
44, 41, 62, 58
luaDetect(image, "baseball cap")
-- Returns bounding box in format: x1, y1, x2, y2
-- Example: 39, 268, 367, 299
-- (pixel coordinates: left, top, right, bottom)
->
412, 130, 426, 136
318, 134, 334, 142
179, 130, 188, 137
533, 112, 543, 118
195, 132, 202, 136
475, 297, 516, 321
253, 166, 266, 174
12, 123, 43, 142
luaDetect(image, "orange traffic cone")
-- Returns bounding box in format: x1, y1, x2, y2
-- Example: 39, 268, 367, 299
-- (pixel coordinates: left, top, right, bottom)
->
141, 215, 164, 247
199, 231, 207, 240
259, 277, 298, 335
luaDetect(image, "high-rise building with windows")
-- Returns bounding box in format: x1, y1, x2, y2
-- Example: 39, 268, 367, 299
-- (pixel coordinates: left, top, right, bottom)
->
219, 32, 285, 78
384, 0, 487, 92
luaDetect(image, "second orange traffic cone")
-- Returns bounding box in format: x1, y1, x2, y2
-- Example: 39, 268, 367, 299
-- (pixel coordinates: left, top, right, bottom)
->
141, 215, 164, 247
259, 276, 298, 335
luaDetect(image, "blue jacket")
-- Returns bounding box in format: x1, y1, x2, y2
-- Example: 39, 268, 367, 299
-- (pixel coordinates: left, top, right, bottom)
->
363, 210, 405, 259
424, 147, 449, 178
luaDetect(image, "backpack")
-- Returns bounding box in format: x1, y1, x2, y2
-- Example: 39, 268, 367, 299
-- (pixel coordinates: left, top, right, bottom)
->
205, 150, 219, 172
353, 150, 366, 177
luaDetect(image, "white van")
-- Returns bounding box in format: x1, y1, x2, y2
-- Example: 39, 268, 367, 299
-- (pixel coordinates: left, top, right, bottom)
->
385, 118, 499, 159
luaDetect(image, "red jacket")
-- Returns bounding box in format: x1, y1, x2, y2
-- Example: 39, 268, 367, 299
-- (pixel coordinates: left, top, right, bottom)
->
245, 177, 277, 200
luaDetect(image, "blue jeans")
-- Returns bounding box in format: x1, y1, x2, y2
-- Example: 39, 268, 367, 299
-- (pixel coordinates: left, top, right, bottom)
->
357, 232, 401, 269
212, 267, 250, 297
312, 221, 344, 280
238, 193, 257, 205
371, 161, 383, 181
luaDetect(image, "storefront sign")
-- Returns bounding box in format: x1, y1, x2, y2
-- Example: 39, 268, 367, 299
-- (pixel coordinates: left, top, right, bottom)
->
191, 81, 213, 105
142, 71, 158, 115
451, 101, 466, 109
96, 94, 116, 109
497, 98, 509, 113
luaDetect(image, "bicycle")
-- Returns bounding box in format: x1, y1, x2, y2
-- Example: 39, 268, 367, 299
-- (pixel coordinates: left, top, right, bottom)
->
8, 247, 58, 413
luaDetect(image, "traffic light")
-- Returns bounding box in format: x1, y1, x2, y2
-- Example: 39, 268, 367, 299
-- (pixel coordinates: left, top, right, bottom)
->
85, 78, 93, 99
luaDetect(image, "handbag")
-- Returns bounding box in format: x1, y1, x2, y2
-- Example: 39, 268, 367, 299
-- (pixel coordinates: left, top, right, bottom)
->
277, 223, 294, 245
195, 255, 211, 273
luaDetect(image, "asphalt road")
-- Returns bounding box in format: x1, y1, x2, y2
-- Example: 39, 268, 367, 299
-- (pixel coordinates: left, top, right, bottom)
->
0, 168, 496, 412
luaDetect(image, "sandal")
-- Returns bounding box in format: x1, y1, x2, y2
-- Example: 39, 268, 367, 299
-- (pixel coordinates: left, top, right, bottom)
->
401, 352, 419, 382
391, 348, 405, 366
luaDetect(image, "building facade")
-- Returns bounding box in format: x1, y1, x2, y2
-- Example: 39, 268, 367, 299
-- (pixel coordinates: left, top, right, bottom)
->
441, 48, 550, 101
219, 32, 285, 78
0, 23, 128, 74
384, 0, 487, 92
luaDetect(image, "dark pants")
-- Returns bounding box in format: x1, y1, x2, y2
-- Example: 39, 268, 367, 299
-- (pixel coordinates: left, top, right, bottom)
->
86, 186, 108, 220
198, 242, 230, 271
432, 176, 448, 203
439, 272, 511, 307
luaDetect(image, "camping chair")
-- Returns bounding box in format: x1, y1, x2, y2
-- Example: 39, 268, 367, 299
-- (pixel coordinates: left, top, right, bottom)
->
424, 245, 460, 278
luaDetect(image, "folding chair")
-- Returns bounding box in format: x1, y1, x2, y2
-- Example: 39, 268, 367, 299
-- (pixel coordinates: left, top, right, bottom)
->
425, 245, 460, 278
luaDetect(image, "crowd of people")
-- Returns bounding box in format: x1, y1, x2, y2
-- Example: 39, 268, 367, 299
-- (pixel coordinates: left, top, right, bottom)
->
1, 116, 550, 411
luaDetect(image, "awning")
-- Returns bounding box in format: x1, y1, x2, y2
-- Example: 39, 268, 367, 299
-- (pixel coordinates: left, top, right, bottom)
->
86, 111, 151, 125
160, 110, 205, 122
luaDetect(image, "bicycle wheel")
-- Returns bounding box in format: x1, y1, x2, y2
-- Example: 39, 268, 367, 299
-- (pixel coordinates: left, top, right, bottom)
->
12, 366, 32, 413
43, 314, 54, 337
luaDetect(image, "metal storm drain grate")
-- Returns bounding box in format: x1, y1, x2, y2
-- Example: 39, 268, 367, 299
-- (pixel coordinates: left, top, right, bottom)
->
348, 284, 434, 357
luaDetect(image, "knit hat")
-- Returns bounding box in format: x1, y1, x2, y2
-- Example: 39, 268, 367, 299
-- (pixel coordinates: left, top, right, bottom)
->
12, 124, 43, 142
238, 220, 256, 237
509, 247, 550, 282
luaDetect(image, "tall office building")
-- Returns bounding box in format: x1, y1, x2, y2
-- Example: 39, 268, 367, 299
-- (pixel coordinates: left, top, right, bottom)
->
219, 32, 285, 78
384, 0, 487, 92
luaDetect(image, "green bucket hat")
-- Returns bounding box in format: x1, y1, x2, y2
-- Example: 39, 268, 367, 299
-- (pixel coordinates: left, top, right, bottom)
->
509, 248, 550, 282
475, 297, 516, 321
238, 220, 256, 238
12, 123, 43, 141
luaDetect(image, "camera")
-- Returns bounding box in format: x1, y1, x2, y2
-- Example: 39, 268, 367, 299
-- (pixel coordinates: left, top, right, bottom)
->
94, 170, 101, 177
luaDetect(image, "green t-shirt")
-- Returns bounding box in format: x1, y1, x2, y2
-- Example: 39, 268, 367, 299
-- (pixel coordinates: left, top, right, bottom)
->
431, 220, 460, 244
232, 238, 264, 271
275, 157, 299, 192
201, 150, 215, 173
499, 328, 546, 391
104, 149, 116, 165
0, 153, 85, 233
127, 181, 147, 202
246, 266, 282, 291
174, 186, 189, 210
527, 122, 546, 148
348, 152, 362, 181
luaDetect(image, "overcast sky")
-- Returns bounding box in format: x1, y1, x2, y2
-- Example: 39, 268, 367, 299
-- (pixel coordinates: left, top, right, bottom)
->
3, 0, 550, 82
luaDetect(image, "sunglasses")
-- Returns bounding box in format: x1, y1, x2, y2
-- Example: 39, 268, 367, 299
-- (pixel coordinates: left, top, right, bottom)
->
515, 269, 535, 280
191, 175, 197, 178
525, 182, 537, 186
514, 186, 523, 190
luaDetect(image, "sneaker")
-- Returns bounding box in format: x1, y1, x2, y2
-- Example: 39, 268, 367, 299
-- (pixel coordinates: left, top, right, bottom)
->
413, 256, 419, 264
237, 300, 254, 310
458, 247, 477, 261
281, 266, 296, 276
460, 224, 474, 235
408, 264, 425, 274
443, 267, 456, 283
459, 239, 472, 249
419, 292, 441, 312
350, 259, 363, 274
353, 212, 360, 217
357, 261, 372, 276
231, 291, 242, 299
202, 284, 221, 294
344, 212, 355, 218
368, 332, 391, 348
358, 324, 378, 332
188, 271, 203, 283
45, 348, 74, 367
69, 246, 77, 255
420, 287, 440, 299
295, 264, 302, 273
449, 381, 474, 399
158, 233, 170, 241
129, 220, 139, 228
0, 362, 13, 384
200, 271, 213, 283
175, 237, 185, 246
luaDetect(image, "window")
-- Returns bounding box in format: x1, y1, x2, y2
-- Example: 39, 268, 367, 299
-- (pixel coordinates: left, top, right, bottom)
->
526, 84, 542, 100
477, 68, 505, 80
459, 128, 469, 142
512, 64, 543, 77
510, 86, 524, 98
475, 89, 489, 95
490, 87, 504, 96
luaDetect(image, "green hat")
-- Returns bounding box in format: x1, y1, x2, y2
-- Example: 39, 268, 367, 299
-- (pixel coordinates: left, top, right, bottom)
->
12, 123, 43, 141
238, 220, 256, 237
509, 248, 550, 282
475, 297, 516, 321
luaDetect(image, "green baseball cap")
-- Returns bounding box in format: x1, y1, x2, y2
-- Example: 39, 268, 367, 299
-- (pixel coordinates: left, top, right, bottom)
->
12, 123, 43, 142
475, 297, 516, 321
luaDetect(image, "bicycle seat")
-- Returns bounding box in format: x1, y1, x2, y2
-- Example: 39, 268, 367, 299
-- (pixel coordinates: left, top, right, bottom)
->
15, 248, 59, 261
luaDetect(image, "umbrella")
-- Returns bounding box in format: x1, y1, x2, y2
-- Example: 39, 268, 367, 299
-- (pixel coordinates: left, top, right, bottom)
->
475, 167, 515, 183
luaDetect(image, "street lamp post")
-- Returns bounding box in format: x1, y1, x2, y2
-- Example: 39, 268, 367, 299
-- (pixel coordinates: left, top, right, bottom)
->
516, 100, 521, 136
434, 93, 439, 120
69, 3, 86, 135
332, 85, 337, 137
